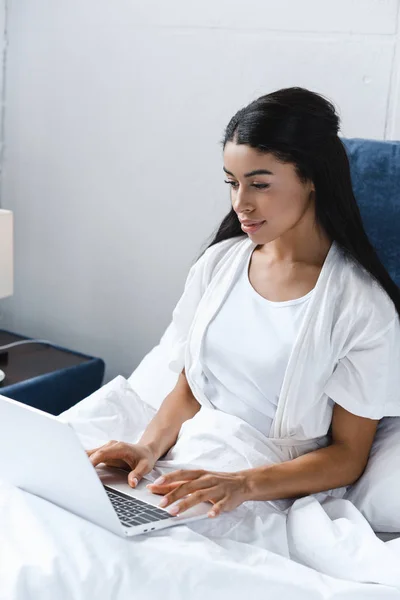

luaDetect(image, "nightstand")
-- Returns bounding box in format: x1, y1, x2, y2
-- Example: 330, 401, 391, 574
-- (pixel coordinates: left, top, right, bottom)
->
0, 329, 105, 415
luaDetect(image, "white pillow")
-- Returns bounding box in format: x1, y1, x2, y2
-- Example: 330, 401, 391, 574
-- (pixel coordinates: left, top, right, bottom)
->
127, 320, 179, 411
345, 417, 400, 533
59, 375, 157, 449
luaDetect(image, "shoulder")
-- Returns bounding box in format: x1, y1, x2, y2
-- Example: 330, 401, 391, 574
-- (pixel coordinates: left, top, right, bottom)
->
197, 235, 246, 263
332, 244, 398, 343
191, 235, 247, 281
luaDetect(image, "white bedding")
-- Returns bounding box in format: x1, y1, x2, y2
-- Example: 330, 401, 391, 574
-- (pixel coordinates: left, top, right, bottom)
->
2, 375, 400, 600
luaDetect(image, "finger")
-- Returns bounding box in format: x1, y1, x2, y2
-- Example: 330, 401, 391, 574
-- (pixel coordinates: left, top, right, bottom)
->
151, 469, 205, 486
165, 488, 220, 516
89, 451, 109, 467
86, 440, 118, 458
128, 459, 152, 488
146, 481, 182, 495
86, 447, 101, 457
157, 478, 216, 509
208, 496, 228, 519
101, 459, 129, 470
146, 480, 187, 492
89, 443, 128, 468
207, 498, 227, 518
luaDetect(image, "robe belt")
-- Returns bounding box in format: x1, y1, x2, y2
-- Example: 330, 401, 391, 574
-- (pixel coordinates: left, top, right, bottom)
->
267, 435, 328, 447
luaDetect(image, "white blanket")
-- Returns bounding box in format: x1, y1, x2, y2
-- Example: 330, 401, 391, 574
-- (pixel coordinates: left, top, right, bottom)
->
2, 376, 400, 600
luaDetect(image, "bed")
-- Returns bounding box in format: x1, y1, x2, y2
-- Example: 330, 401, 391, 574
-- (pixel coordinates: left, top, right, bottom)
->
1, 137, 400, 599
1, 375, 400, 600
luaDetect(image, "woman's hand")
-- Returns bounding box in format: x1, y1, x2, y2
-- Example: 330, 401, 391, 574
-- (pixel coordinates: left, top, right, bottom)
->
146, 469, 250, 518
86, 441, 157, 488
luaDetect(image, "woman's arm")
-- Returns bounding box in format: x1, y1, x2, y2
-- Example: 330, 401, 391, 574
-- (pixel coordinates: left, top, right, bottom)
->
138, 368, 201, 461
146, 404, 379, 517
242, 404, 379, 501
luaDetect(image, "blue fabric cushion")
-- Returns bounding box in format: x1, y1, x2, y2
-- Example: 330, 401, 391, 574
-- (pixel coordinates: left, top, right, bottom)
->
1, 357, 105, 415
341, 137, 400, 287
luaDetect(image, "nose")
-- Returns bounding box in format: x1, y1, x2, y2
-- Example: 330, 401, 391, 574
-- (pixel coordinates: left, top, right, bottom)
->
231, 185, 251, 214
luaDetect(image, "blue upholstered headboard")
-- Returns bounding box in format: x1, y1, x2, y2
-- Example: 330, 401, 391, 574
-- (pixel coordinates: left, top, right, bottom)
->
341, 137, 400, 288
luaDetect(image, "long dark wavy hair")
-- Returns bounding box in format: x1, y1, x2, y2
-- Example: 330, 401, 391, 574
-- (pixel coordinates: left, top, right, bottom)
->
197, 86, 400, 320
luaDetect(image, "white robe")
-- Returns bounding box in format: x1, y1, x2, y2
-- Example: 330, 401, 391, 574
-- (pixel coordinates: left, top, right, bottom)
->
167, 235, 400, 466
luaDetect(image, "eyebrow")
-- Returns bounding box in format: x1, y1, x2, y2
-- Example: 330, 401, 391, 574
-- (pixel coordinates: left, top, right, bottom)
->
223, 167, 274, 177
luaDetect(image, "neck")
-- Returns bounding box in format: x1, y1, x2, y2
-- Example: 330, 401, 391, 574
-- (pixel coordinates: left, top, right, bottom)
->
258, 213, 332, 266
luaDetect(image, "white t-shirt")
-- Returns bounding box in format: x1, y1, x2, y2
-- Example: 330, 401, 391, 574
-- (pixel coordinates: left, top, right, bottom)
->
200, 245, 314, 437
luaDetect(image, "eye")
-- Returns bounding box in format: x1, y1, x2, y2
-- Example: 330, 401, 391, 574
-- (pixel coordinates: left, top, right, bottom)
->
224, 179, 239, 189
224, 180, 270, 190
252, 183, 270, 189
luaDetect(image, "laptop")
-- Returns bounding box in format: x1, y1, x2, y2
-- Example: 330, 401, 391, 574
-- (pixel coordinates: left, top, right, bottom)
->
0, 394, 210, 537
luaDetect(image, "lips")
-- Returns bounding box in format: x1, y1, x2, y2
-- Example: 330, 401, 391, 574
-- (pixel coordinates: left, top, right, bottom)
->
241, 221, 266, 234
240, 220, 265, 226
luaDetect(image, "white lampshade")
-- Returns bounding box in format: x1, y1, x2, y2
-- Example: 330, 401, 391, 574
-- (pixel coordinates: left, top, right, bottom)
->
0, 209, 13, 299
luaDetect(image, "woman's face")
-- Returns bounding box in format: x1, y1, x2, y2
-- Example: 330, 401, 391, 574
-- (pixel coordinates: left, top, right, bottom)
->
223, 141, 316, 242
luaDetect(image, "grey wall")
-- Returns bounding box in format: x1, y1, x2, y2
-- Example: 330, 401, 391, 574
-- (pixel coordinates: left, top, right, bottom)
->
1, 0, 400, 382
0, 0, 6, 208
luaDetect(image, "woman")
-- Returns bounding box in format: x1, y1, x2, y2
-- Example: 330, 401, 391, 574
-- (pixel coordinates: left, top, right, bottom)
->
88, 87, 400, 520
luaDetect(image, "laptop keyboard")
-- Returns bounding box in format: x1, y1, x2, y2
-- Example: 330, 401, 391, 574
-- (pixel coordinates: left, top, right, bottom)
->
104, 485, 174, 528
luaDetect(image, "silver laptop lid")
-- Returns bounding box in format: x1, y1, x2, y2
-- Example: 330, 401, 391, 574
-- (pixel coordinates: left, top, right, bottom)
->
0, 394, 122, 535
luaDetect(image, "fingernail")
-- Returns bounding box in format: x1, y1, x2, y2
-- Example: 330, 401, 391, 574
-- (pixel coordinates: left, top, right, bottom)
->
208, 510, 216, 518
169, 505, 180, 515
154, 476, 165, 485
131, 477, 138, 487
158, 497, 168, 508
